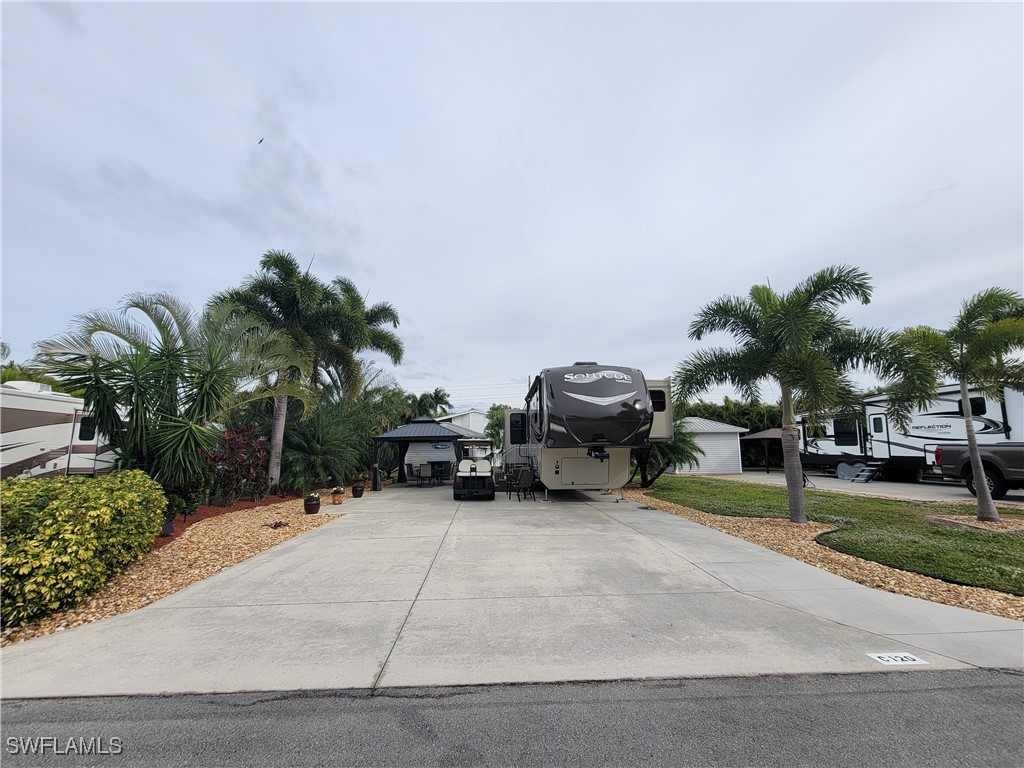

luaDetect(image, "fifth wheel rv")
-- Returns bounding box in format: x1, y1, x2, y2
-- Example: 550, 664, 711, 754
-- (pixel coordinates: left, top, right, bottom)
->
799, 384, 1023, 480
0, 381, 115, 479
502, 363, 673, 492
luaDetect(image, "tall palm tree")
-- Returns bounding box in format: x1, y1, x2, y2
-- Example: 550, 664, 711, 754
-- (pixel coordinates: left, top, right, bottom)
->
213, 251, 329, 491
214, 251, 404, 490
322, 277, 404, 400
892, 288, 1024, 522
674, 265, 905, 523
428, 387, 453, 416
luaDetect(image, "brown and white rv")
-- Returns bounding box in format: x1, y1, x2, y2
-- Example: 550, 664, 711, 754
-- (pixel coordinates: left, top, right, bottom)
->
502, 363, 673, 492
0, 381, 115, 479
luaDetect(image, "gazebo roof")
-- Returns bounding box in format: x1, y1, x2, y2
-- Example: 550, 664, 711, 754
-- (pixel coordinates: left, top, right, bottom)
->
741, 428, 783, 441
373, 418, 465, 443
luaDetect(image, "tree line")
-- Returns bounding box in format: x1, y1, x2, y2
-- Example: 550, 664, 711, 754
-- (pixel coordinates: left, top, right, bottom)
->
7, 259, 1020, 526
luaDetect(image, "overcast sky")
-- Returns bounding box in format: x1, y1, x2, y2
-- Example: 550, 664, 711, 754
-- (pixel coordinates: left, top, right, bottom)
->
3, 2, 1021, 412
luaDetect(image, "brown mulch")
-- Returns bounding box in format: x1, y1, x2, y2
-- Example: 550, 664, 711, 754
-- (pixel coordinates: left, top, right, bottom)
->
1, 493, 345, 648
622, 489, 1024, 622
153, 494, 302, 548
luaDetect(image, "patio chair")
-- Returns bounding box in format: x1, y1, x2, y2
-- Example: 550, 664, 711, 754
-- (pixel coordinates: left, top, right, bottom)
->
507, 467, 536, 502
418, 463, 433, 487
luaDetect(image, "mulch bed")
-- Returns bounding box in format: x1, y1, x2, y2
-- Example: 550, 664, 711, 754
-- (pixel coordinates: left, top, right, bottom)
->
153, 494, 301, 549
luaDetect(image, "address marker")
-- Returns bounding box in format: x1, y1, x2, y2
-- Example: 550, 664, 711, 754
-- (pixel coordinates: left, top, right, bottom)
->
867, 652, 929, 665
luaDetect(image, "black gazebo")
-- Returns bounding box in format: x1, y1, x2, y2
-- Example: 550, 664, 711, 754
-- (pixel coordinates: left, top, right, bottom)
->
370, 418, 468, 490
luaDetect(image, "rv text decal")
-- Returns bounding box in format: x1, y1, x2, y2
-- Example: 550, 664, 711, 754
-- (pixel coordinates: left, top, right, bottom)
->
564, 371, 633, 384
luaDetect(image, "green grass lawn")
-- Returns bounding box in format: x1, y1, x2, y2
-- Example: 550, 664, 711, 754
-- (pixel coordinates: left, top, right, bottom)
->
647, 476, 1024, 596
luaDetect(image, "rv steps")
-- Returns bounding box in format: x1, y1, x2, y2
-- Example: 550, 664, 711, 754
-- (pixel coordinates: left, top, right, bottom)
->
851, 461, 887, 483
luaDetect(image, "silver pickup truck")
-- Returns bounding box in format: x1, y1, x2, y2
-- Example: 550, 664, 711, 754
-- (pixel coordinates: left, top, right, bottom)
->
934, 443, 1024, 499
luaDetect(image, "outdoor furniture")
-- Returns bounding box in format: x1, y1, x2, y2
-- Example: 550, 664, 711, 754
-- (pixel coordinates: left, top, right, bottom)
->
418, 463, 433, 487
507, 467, 536, 502
431, 461, 450, 485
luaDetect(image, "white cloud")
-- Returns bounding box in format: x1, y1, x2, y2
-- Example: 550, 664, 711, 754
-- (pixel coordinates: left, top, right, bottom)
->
2, 2, 1020, 409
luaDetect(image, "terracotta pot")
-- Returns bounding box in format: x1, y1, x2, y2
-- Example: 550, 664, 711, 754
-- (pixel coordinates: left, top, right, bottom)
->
331, 493, 344, 505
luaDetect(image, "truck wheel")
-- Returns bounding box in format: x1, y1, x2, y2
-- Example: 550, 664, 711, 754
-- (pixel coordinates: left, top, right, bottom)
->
453, 491, 463, 501
966, 469, 1008, 500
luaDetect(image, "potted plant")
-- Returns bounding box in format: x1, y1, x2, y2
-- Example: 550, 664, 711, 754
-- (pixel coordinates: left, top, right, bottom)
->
331, 486, 345, 505
303, 492, 321, 514
351, 480, 364, 498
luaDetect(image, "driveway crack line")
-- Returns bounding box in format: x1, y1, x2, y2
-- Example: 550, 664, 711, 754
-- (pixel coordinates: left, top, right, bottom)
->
370, 503, 460, 691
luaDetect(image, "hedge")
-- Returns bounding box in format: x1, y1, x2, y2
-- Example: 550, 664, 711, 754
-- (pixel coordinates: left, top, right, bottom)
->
1, 470, 166, 627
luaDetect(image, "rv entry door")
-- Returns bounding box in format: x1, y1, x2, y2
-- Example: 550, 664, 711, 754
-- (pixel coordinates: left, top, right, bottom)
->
869, 414, 890, 459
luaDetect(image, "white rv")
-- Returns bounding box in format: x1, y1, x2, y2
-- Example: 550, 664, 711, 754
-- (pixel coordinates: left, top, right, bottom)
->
0, 381, 115, 479
799, 384, 1023, 480
502, 363, 673, 492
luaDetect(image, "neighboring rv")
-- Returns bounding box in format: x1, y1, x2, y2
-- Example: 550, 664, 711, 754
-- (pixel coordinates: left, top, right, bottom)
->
1, 381, 115, 479
799, 384, 1023, 480
502, 363, 673, 492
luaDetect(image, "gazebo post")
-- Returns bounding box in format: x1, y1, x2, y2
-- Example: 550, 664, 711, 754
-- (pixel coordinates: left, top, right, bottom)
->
764, 438, 770, 474
372, 440, 382, 491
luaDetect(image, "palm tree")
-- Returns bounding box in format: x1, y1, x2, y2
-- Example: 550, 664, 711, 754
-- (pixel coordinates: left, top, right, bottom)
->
323, 278, 404, 400
428, 388, 453, 416
403, 388, 453, 418
892, 289, 1024, 522
674, 265, 903, 523
213, 251, 329, 491
215, 251, 404, 491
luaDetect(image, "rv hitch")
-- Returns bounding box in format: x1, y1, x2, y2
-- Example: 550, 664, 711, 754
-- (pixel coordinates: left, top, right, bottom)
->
587, 447, 610, 462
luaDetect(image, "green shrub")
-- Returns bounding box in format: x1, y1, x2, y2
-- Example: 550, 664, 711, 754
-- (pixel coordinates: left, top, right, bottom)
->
0, 471, 165, 627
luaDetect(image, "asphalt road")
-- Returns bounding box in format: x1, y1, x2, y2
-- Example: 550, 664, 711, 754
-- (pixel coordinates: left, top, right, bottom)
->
3, 670, 1021, 768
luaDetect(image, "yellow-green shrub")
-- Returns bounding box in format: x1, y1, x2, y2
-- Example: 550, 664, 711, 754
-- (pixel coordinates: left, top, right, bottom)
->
1, 471, 165, 627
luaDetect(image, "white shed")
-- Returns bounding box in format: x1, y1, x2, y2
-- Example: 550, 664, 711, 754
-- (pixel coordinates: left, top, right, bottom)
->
672, 417, 747, 475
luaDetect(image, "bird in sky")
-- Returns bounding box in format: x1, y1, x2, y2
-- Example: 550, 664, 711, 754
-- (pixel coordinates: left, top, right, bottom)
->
258, 138, 264, 144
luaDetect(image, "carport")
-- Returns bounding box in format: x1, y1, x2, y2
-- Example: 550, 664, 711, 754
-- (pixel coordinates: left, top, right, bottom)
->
741, 427, 783, 474
371, 418, 488, 490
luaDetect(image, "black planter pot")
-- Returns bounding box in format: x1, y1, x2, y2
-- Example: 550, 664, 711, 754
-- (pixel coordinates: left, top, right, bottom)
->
352, 486, 364, 498
304, 497, 321, 514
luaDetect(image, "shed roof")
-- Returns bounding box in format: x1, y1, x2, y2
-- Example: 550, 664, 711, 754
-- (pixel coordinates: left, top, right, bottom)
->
680, 417, 748, 434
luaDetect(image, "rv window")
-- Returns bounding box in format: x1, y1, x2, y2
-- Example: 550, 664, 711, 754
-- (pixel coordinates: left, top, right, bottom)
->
509, 413, 528, 445
78, 417, 96, 442
650, 390, 667, 413
957, 397, 987, 417
833, 419, 859, 447
805, 423, 826, 439
871, 416, 884, 433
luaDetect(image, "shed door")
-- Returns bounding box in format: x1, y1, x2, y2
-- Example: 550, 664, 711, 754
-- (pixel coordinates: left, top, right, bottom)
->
676, 434, 741, 474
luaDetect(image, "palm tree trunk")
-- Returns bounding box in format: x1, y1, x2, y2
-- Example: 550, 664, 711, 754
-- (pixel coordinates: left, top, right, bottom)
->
268, 394, 288, 493
960, 380, 1000, 522
780, 386, 807, 524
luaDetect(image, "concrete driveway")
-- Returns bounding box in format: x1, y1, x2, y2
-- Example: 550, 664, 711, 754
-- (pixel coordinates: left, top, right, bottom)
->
2, 485, 1021, 698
